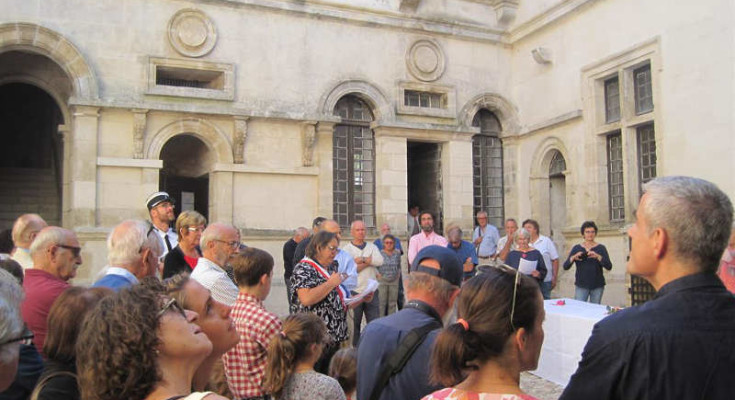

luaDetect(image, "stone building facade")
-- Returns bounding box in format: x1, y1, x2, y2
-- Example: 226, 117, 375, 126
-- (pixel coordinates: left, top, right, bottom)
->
1, 0, 733, 311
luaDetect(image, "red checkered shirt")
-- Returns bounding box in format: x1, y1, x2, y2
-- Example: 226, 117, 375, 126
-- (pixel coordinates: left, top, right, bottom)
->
223, 292, 282, 398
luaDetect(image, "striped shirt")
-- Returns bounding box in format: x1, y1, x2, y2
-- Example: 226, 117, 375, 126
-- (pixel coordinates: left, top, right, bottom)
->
190, 257, 238, 306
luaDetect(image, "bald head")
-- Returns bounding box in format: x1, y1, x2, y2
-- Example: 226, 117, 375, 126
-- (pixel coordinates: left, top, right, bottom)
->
107, 220, 162, 278
12, 214, 47, 249
320, 220, 342, 240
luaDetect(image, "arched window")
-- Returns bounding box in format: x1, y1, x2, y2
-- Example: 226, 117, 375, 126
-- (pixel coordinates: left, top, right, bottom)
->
472, 109, 504, 229
549, 150, 566, 177
333, 95, 375, 228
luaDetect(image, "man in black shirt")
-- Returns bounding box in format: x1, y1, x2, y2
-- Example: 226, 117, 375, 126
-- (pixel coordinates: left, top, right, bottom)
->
561, 176, 735, 400
282, 227, 309, 307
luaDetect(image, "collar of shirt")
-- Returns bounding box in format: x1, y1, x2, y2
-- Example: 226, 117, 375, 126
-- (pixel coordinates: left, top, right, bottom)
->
106, 267, 139, 285
196, 257, 225, 272
236, 291, 263, 307
655, 272, 726, 299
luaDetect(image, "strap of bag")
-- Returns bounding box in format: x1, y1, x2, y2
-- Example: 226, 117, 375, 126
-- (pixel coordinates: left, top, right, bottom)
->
368, 321, 441, 400
29, 371, 77, 400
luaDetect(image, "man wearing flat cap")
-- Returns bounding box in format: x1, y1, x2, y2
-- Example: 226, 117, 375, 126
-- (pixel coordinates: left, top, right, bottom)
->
146, 191, 178, 259
357, 245, 462, 400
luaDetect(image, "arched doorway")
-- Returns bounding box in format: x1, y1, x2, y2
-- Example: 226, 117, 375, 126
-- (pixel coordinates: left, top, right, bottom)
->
333, 95, 376, 229
548, 150, 567, 255
472, 109, 504, 230
0, 81, 64, 229
159, 135, 212, 221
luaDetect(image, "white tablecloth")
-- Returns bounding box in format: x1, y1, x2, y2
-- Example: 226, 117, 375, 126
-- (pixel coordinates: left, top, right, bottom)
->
530, 298, 609, 387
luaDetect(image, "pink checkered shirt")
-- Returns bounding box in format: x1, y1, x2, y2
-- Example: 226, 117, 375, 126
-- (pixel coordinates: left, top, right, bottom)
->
223, 292, 282, 398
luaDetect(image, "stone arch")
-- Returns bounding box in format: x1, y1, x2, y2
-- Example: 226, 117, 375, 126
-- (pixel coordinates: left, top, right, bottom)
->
0, 75, 72, 126
0, 23, 99, 100
146, 118, 234, 164
320, 79, 393, 122
460, 93, 520, 136
530, 136, 571, 179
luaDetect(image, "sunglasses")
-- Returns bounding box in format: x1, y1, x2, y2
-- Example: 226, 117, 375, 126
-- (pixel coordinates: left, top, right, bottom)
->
495, 264, 521, 331
0, 327, 34, 346
157, 297, 187, 319
57, 244, 81, 258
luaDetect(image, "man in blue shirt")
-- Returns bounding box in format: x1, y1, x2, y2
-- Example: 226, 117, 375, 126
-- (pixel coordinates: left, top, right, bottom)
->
446, 225, 478, 281
472, 210, 499, 266
356, 245, 462, 400
561, 176, 735, 400
93, 220, 162, 291
374, 223, 403, 254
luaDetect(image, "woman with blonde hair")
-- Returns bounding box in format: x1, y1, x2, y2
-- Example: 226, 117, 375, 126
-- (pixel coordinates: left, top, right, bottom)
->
263, 313, 345, 400
423, 267, 545, 400
163, 211, 206, 279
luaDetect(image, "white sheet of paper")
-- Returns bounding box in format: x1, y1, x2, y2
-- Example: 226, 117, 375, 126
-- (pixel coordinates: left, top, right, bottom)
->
344, 279, 379, 306
518, 257, 537, 275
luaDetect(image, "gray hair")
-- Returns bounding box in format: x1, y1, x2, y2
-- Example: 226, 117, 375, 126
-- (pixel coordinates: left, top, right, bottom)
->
0, 268, 24, 363
295, 227, 310, 240
476, 211, 488, 218
513, 227, 531, 241
108, 220, 162, 266
642, 176, 733, 272
200, 223, 238, 249
29, 227, 68, 258
11, 214, 46, 247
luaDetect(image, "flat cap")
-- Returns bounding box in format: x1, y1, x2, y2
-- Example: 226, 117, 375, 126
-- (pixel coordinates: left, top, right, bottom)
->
146, 191, 174, 210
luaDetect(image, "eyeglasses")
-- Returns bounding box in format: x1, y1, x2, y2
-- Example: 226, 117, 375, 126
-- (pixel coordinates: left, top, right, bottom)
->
187, 226, 205, 233
214, 239, 240, 249
495, 264, 521, 331
157, 297, 187, 319
57, 244, 81, 258
326, 245, 339, 252
0, 327, 34, 346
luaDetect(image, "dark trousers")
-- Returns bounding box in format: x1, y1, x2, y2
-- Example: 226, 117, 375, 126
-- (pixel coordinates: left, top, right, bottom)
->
284, 275, 293, 309
397, 273, 405, 310
352, 289, 380, 346
314, 341, 340, 374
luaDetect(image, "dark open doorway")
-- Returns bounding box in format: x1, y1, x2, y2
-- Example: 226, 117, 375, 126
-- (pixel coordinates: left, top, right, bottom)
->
159, 135, 211, 221
0, 82, 64, 229
407, 141, 443, 234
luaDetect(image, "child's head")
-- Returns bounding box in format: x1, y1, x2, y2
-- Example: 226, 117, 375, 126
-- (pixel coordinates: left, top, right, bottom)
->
264, 313, 329, 397
329, 347, 357, 396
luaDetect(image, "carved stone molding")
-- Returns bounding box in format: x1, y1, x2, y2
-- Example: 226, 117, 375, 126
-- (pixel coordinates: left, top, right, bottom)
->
132, 109, 149, 159
233, 116, 249, 164
489, 0, 519, 25
406, 39, 446, 82
168, 8, 218, 58
301, 121, 318, 167
399, 0, 421, 13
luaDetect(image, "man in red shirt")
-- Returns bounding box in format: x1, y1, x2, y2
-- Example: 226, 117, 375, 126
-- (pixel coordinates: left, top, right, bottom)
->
21, 226, 82, 355
223, 247, 282, 400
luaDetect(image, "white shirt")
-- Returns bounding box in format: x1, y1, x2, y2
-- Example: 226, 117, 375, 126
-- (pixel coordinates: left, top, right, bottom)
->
495, 235, 518, 257
191, 257, 238, 306
341, 242, 384, 293
152, 225, 178, 258
11, 247, 33, 270
531, 235, 559, 282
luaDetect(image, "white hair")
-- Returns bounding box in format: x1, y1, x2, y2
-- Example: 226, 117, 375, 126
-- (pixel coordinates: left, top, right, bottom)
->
107, 220, 162, 266
642, 176, 733, 272
200, 222, 238, 249
0, 269, 24, 363
29, 227, 67, 258
513, 227, 531, 241
11, 214, 46, 247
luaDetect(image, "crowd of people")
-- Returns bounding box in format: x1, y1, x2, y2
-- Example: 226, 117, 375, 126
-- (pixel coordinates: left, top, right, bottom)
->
1, 176, 735, 400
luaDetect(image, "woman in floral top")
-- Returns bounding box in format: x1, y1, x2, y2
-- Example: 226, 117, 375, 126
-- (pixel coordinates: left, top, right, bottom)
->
423, 267, 545, 400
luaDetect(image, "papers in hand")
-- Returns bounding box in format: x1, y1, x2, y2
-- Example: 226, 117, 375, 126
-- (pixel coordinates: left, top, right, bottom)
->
344, 279, 379, 306
517, 258, 538, 275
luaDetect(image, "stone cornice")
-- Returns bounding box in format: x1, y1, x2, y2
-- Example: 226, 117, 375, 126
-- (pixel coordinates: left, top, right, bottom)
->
506, 0, 600, 43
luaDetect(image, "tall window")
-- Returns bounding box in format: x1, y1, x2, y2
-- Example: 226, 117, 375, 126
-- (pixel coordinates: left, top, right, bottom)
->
333, 96, 375, 229
634, 65, 653, 114
472, 109, 504, 229
637, 124, 656, 191
604, 76, 621, 123
606, 132, 625, 222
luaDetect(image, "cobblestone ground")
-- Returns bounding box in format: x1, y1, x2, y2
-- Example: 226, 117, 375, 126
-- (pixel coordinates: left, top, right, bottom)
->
520, 372, 564, 400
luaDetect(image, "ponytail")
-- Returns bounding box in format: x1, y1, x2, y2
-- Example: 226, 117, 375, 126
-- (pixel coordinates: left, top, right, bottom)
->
263, 312, 328, 398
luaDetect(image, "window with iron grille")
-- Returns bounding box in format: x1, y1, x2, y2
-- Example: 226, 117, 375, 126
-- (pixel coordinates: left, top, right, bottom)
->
472, 110, 504, 229
637, 124, 656, 194
604, 76, 621, 123
634, 65, 653, 115
333, 96, 375, 229
607, 132, 625, 222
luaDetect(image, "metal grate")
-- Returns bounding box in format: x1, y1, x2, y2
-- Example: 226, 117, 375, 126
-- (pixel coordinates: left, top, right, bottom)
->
333, 96, 375, 229
404, 90, 444, 109
472, 110, 504, 230
637, 124, 657, 195
630, 275, 656, 305
607, 132, 625, 222
604, 76, 621, 123
634, 65, 653, 115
